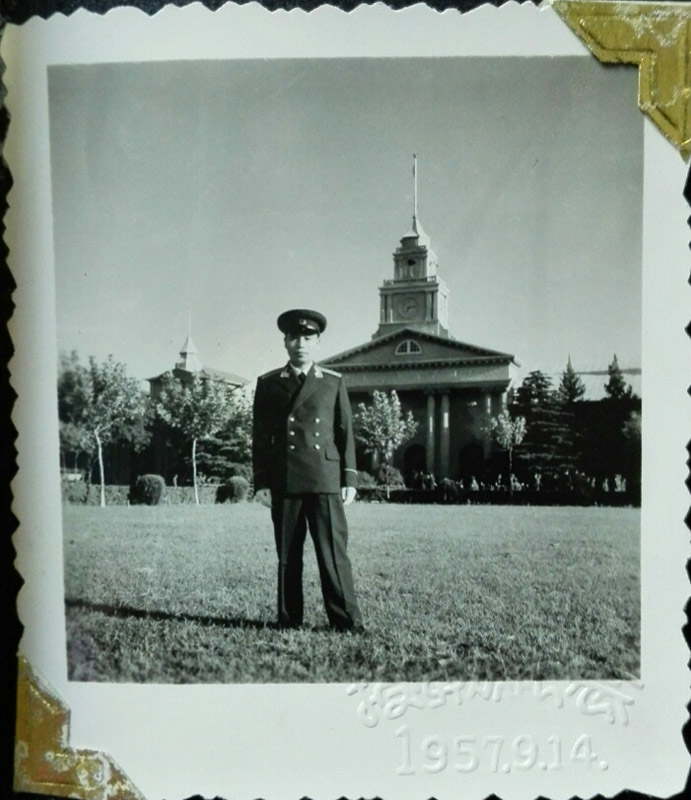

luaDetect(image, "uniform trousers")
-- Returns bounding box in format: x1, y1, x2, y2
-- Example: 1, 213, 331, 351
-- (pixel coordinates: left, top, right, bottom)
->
271, 493, 362, 629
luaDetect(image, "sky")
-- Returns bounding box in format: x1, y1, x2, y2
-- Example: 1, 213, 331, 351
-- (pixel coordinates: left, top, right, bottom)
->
49, 56, 643, 386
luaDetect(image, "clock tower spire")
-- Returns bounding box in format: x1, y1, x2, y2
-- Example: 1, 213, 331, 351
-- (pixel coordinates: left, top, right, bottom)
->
373, 156, 451, 339
413, 152, 418, 222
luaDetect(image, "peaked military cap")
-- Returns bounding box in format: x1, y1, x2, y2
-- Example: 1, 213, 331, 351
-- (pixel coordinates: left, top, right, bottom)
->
277, 309, 327, 336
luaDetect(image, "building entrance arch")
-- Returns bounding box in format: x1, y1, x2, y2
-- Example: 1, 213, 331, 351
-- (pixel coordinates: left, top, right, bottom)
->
403, 444, 427, 486
458, 441, 484, 485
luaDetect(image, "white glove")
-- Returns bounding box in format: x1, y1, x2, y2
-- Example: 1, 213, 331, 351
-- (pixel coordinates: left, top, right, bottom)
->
341, 486, 357, 506
255, 488, 272, 508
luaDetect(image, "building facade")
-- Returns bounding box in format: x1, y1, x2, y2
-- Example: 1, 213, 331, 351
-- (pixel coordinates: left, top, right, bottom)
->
322, 202, 517, 484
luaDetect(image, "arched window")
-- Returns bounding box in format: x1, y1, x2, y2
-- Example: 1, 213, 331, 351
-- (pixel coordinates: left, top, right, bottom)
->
395, 339, 422, 355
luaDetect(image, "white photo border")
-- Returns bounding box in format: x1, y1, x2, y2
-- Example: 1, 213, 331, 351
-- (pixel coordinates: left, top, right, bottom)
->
5, 2, 689, 798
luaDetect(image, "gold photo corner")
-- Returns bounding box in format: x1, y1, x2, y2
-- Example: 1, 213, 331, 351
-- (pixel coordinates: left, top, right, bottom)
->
551, 0, 691, 160
15, 656, 145, 800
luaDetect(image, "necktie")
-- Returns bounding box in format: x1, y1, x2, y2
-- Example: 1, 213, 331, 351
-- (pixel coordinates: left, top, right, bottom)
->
297, 372, 306, 386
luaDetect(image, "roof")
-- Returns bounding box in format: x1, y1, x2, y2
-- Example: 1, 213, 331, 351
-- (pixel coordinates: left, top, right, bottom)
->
323, 326, 517, 368
175, 334, 202, 372
147, 366, 249, 386
147, 333, 250, 387
202, 366, 250, 386
179, 334, 198, 354
401, 216, 431, 247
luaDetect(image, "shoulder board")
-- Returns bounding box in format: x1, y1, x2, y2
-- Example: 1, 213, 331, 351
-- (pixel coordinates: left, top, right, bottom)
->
319, 366, 342, 378
258, 367, 285, 380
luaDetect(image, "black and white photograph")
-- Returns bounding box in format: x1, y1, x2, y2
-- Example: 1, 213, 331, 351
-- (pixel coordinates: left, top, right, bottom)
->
6, 3, 689, 799
51, 54, 643, 683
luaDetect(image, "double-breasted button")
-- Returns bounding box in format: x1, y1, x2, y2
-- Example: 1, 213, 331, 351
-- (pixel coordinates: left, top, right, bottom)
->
289, 430, 295, 436
314, 432, 320, 437
289, 416, 295, 422
289, 444, 295, 450
314, 444, 320, 450
315, 418, 320, 423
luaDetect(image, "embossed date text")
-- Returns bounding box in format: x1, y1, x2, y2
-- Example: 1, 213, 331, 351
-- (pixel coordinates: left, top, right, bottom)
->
395, 725, 609, 774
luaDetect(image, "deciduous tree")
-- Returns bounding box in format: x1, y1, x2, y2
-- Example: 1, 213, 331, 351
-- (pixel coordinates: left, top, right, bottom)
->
57, 352, 150, 506
621, 409, 642, 499
195, 386, 254, 482
487, 410, 527, 491
156, 372, 232, 504
354, 390, 417, 487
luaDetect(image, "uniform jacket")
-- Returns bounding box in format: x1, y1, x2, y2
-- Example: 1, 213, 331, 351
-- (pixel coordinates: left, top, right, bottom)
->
252, 363, 358, 495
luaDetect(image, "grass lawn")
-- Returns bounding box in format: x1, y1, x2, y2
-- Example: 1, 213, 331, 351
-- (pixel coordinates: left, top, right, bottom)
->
63, 502, 640, 683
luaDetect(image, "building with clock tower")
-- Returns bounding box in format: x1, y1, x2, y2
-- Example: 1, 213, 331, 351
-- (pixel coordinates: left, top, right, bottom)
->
321, 158, 517, 483
376, 213, 450, 340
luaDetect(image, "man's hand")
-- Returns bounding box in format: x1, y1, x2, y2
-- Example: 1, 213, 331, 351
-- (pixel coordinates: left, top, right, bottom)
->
255, 488, 272, 508
341, 486, 356, 506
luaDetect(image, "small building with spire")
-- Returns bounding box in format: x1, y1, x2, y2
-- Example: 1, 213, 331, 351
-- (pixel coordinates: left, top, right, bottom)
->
147, 334, 248, 400
173, 333, 203, 373
145, 335, 249, 481
321, 157, 517, 483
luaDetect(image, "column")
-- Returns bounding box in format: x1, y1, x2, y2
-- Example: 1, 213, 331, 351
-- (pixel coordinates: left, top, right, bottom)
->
482, 391, 492, 458
426, 393, 436, 474
440, 392, 450, 478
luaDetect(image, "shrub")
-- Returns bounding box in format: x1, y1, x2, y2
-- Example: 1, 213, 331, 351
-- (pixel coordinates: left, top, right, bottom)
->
85, 485, 132, 505
223, 462, 253, 483
130, 474, 165, 506
356, 470, 376, 489
216, 475, 250, 504
61, 477, 87, 504
355, 486, 387, 502
162, 486, 218, 505
376, 464, 405, 488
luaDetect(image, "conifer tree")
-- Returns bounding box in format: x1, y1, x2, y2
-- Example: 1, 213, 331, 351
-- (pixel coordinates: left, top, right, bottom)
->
604, 354, 633, 401
558, 356, 586, 405
512, 370, 578, 481
514, 370, 553, 407
194, 386, 254, 482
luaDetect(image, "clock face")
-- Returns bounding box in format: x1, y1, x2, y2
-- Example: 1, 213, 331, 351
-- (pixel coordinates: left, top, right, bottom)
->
397, 294, 420, 319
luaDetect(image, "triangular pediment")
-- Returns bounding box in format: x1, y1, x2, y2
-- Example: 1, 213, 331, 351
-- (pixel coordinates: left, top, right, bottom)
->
322, 327, 515, 370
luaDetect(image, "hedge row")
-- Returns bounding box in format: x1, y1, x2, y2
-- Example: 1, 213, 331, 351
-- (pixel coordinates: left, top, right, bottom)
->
62, 483, 234, 506
356, 487, 640, 507
62, 483, 639, 507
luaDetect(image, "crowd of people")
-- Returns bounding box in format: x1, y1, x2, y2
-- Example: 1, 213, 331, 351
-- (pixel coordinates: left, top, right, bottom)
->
405, 469, 633, 504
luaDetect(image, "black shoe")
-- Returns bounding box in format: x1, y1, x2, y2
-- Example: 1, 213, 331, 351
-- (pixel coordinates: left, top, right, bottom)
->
333, 621, 367, 634
275, 620, 302, 630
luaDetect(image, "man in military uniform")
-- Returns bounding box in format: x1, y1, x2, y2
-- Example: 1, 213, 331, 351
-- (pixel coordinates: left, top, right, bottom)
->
253, 309, 364, 632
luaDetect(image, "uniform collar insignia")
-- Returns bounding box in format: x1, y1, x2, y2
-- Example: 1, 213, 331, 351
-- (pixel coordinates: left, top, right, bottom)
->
280, 363, 321, 379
